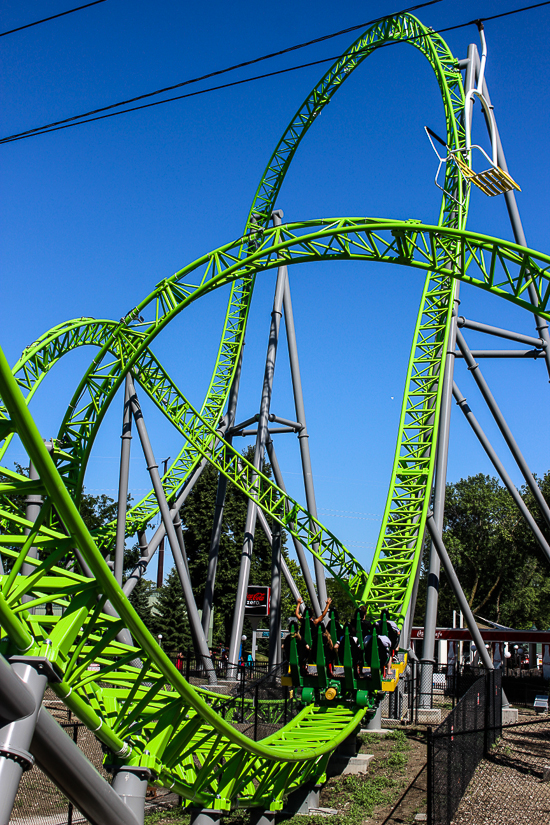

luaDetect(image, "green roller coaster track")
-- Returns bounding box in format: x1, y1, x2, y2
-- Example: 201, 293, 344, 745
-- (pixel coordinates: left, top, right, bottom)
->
1, 10, 547, 814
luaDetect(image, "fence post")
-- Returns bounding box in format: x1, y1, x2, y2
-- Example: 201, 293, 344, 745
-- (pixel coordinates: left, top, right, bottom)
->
426, 726, 433, 825
484, 671, 490, 756
186, 650, 191, 682
254, 684, 259, 742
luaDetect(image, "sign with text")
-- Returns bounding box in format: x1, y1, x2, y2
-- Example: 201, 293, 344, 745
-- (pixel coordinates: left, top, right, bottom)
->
245, 586, 270, 617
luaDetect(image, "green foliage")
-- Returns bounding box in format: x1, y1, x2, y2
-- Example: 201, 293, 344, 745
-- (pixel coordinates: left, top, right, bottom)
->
414, 472, 550, 630
153, 567, 192, 653
180, 447, 292, 647
326, 577, 356, 623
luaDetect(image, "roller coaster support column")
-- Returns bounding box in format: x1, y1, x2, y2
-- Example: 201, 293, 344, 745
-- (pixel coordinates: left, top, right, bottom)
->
123, 456, 211, 598
228, 212, 287, 677
128, 377, 216, 684
420, 43, 475, 704
0, 660, 47, 823
114, 374, 133, 585
426, 515, 493, 672
265, 439, 321, 617
202, 349, 243, 638
456, 330, 550, 531
268, 517, 282, 669
474, 50, 550, 379
282, 247, 327, 607
111, 766, 150, 825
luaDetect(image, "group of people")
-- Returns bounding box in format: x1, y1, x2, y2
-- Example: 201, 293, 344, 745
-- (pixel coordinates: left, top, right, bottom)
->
284, 597, 401, 679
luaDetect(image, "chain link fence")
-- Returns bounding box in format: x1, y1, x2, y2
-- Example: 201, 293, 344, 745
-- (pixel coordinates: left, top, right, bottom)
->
451, 714, 550, 824
427, 670, 502, 825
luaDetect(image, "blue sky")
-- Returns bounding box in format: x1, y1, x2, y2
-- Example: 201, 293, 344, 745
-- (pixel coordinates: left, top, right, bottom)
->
1, 0, 549, 579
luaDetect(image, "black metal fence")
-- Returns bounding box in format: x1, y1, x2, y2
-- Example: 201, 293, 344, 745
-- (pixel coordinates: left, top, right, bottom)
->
168, 650, 270, 684
427, 670, 502, 825
450, 715, 550, 824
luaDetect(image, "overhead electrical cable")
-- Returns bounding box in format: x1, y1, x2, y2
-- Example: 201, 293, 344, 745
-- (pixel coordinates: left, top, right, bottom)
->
2, 0, 549, 145
0, 1, 107, 37
0, 0, 442, 142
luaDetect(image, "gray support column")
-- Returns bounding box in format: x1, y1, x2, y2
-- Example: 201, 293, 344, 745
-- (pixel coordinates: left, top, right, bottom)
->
475, 57, 550, 379
202, 350, 243, 637
453, 381, 550, 563
21, 461, 42, 584
253, 501, 302, 603
265, 440, 321, 617
426, 515, 493, 671
0, 654, 140, 825
456, 330, 550, 531
268, 521, 282, 669
157, 457, 170, 587
227, 216, 288, 676
419, 42, 478, 703
114, 374, 133, 586
128, 378, 216, 684
123, 457, 210, 598
0, 662, 47, 823
31, 708, 140, 825
111, 766, 150, 825
282, 268, 327, 607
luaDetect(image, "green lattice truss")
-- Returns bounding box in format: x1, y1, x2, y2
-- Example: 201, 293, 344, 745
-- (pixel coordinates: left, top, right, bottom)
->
1, 10, 548, 809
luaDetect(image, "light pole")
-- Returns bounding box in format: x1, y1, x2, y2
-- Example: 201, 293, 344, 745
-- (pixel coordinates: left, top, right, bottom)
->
157, 457, 170, 588
157, 634, 163, 650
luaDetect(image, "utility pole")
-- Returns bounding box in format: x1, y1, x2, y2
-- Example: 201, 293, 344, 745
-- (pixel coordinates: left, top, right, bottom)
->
157, 456, 170, 589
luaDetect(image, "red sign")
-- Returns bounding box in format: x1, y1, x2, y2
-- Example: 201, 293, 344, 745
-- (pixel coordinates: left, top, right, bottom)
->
245, 586, 271, 617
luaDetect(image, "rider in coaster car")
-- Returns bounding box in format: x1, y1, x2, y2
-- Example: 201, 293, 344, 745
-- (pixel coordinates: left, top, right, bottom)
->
375, 609, 401, 655
363, 632, 392, 670
284, 618, 310, 675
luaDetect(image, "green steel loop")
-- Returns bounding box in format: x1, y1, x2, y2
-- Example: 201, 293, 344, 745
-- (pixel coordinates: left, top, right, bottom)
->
43, 11, 467, 543
5, 12, 545, 810
3, 13, 469, 592
5, 219, 548, 612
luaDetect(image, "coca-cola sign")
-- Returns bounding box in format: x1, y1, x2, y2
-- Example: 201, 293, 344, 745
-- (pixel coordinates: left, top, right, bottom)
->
245, 586, 270, 617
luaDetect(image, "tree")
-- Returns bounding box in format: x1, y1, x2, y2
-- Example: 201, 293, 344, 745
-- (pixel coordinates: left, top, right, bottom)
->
152, 566, 192, 653
413, 472, 550, 631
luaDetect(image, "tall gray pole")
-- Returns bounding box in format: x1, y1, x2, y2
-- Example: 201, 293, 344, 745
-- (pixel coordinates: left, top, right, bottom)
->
128, 377, 216, 684
157, 456, 170, 588
265, 439, 322, 617
426, 515, 493, 671
268, 520, 282, 669
202, 349, 243, 638
473, 52, 550, 380
21, 459, 43, 609
456, 330, 550, 531
123, 456, 211, 598
114, 375, 133, 586
419, 44, 477, 703
227, 213, 287, 676
282, 269, 327, 607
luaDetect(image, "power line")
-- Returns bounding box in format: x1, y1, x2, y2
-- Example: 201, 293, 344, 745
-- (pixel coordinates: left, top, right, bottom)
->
3, 1, 549, 145
0, 1, 441, 142
0, 1, 107, 38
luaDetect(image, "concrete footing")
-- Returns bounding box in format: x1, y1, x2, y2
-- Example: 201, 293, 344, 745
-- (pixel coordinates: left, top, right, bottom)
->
189, 808, 223, 825
502, 707, 519, 725
328, 752, 374, 776
286, 783, 321, 814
